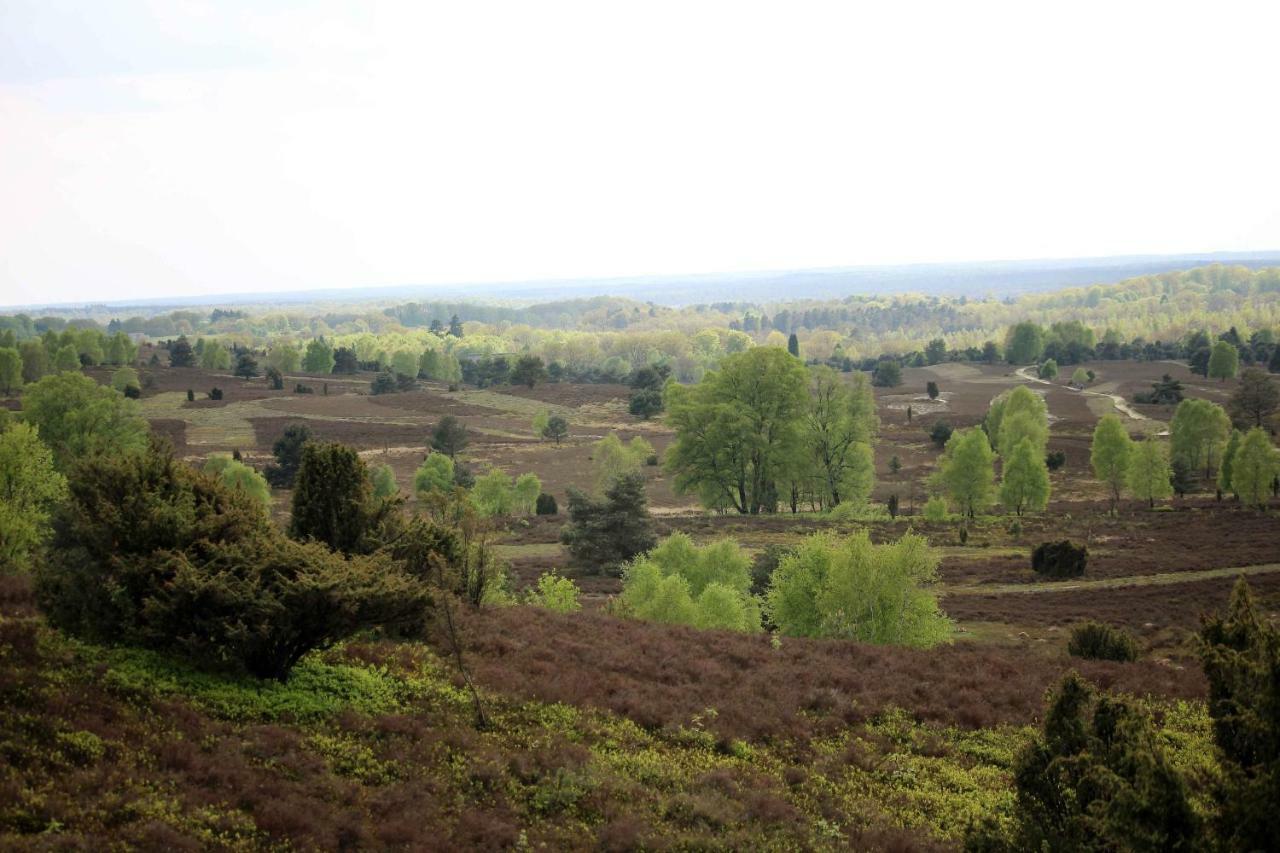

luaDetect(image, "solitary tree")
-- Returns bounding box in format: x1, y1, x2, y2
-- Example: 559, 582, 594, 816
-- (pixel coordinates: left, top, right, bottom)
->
1170, 398, 1232, 480
264, 424, 311, 487
1090, 414, 1132, 513
935, 427, 996, 518
1038, 358, 1059, 380
560, 472, 656, 573
431, 415, 469, 458
1004, 322, 1046, 364
168, 336, 196, 368
1227, 367, 1279, 428
542, 414, 569, 445
926, 380, 939, 400
1127, 437, 1174, 508
804, 366, 878, 509
787, 333, 800, 358
234, 352, 259, 379
1000, 437, 1051, 515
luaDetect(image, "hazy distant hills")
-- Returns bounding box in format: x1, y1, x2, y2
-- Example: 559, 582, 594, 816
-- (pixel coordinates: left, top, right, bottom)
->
11, 251, 1280, 312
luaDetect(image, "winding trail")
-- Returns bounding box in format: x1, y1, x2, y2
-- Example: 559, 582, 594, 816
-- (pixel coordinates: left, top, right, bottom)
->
1013, 365, 1149, 422
941, 562, 1280, 597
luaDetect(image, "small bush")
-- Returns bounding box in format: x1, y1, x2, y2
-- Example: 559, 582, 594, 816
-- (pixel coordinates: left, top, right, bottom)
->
922, 496, 949, 522
122, 385, 141, 399
209, 387, 223, 400
295, 383, 314, 394
1068, 621, 1138, 662
1031, 540, 1087, 579
929, 420, 953, 449
535, 493, 558, 515
186, 388, 194, 402
1045, 450, 1066, 471
526, 572, 581, 613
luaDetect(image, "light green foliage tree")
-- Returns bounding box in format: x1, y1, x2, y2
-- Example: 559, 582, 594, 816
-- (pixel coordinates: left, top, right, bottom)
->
21, 372, 149, 469
200, 340, 231, 370
390, 350, 418, 378
986, 385, 1048, 456
369, 462, 398, 499
413, 453, 455, 500
1218, 430, 1242, 494
1207, 340, 1239, 381
531, 409, 550, 440
104, 332, 137, 366
1170, 398, 1232, 479
303, 337, 336, 374
19, 341, 46, 384
471, 468, 515, 517
665, 347, 809, 514
202, 454, 272, 507
0, 422, 67, 571
922, 495, 949, 522
513, 472, 541, 515
266, 343, 302, 373
619, 532, 761, 632
110, 366, 140, 393
525, 571, 582, 613
1038, 359, 1059, 380
0, 347, 22, 394
1128, 438, 1174, 507
803, 366, 878, 509
765, 530, 951, 647
52, 344, 81, 373
1000, 437, 1051, 515
1230, 428, 1279, 507
1004, 322, 1046, 364
1071, 366, 1089, 386
935, 427, 996, 517
1090, 414, 1133, 512
593, 432, 654, 493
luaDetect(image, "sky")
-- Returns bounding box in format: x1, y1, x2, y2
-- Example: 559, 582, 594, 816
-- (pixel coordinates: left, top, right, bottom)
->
2, 0, 1279, 306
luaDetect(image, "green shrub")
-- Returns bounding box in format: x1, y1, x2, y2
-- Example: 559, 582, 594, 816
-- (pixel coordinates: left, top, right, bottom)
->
765, 530, 951, 647
535, 492, 558, 515
1067, 621, 1138, 662
922, 496, 949, 522
526, 571, 581, 613
619, 532, 760, 632
36, 440, 427, 681
202, 454, 272, 507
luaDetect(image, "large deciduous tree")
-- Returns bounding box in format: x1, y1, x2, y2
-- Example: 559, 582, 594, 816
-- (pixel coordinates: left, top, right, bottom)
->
1229, 428, 1279, 508
1128, 437, 1174, 507
1170, 398, 1232, 480
803, 366, 877, 509
1207, 340, 1240, 381
21, 372, 149, 469
1000, 437, 1051, 515
665, 347, 809, 514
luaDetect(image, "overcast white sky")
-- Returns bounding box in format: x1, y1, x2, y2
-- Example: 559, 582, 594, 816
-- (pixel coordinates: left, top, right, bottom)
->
2, 1, 1278, 306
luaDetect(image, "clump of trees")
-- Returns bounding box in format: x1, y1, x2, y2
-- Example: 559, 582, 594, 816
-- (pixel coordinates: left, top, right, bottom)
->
21, 372, 149, 469
618, 533, 760, 632
665, 351, 878, 514
765, 530, 950, 647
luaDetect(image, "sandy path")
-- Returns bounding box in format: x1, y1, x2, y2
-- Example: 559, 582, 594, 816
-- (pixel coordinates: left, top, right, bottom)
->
1014, 365, 1149, 422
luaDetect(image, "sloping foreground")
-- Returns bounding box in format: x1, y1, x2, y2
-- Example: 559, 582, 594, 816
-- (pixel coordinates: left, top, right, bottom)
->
1, 576, 1215, 850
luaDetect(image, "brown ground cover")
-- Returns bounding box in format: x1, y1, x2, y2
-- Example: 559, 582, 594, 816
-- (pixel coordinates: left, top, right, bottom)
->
456, 606, 1205, 744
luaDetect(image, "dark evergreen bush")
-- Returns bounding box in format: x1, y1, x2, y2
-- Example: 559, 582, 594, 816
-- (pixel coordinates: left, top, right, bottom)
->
1031, 540, 1087, 578
208, 387, 223, 400
1045, 450, 1066, 471
264, 424, 311, 488
1067, 621, 1138, 662
535, 493, 558, 515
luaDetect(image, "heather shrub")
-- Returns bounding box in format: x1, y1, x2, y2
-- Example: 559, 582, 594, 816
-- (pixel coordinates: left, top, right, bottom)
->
1031, 540, 1087, 579
765, 530, 951, 647
1067, 621, 1138, 662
